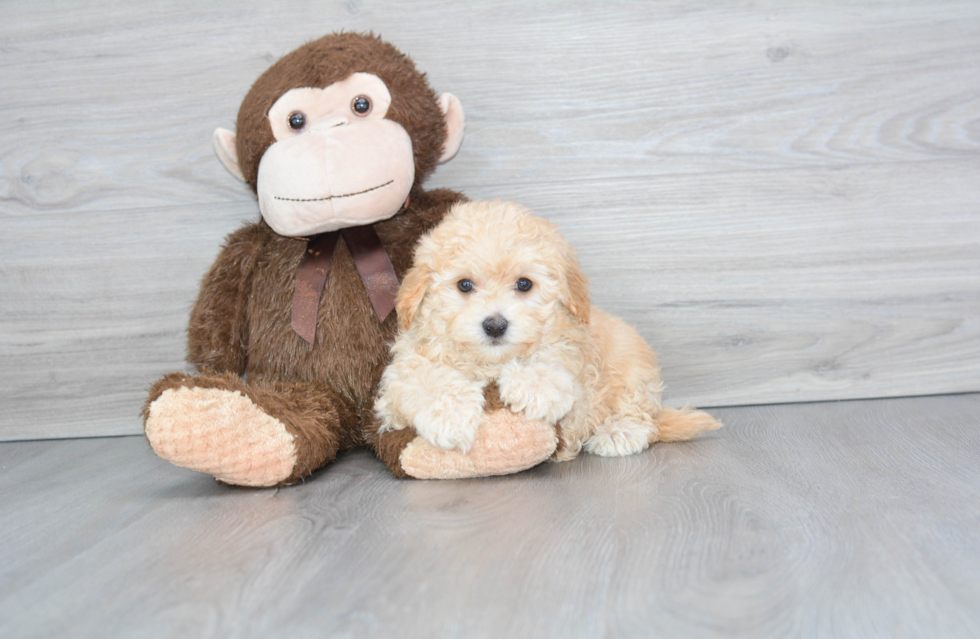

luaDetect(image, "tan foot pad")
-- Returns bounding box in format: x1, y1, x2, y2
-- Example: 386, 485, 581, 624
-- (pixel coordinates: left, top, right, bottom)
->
145, 387, 297, 487
399, 410, 558, 480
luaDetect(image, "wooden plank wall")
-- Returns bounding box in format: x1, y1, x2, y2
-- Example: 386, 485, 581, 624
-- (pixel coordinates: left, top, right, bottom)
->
2, 1, 978, 440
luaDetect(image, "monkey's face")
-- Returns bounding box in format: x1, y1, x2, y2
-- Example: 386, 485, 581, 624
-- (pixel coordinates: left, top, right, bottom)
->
213, 35, 466, 238
257, 73, 415, 237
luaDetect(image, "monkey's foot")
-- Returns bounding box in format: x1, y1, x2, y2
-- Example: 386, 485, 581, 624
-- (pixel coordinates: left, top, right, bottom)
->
398, 410, 557, 480
145, 385, 297, 487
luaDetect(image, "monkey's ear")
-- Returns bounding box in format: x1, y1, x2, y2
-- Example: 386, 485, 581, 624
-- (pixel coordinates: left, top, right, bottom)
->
396, 263, 433, 329
437, 93, 465, 163
212, 128, 246, 182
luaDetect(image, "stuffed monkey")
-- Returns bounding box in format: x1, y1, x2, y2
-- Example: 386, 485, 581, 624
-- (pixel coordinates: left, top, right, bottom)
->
142, 33, 558, 486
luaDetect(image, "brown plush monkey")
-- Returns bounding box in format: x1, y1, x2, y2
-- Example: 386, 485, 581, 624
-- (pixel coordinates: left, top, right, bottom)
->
142, 33, 557, 486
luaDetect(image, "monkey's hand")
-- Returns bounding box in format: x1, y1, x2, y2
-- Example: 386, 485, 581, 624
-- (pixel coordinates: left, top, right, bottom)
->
497, 360, 576, 424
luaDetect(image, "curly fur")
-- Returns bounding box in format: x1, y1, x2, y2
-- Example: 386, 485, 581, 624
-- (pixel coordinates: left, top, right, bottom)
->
375, 200, 722, 459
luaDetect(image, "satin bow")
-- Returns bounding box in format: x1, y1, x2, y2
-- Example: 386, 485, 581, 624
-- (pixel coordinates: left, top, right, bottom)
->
290, 224, 399, 345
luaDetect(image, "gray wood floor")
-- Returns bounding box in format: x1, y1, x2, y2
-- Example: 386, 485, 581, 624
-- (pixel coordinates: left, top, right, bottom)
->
3, 1, 979, 440
2, 394, 978, 639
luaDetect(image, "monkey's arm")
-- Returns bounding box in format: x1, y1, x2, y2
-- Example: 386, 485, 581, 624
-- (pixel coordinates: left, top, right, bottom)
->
187, 223, 269, 374
366, 381, 559, 480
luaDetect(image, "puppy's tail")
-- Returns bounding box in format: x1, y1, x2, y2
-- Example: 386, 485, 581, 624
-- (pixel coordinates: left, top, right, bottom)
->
653, 406, 722, 443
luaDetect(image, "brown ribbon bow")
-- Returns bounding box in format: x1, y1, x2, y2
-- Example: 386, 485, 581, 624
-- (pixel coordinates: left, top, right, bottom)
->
290, 224, 399, 345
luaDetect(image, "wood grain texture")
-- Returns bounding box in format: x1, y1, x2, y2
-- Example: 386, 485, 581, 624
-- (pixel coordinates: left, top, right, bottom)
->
1, 394, 978, 638
2, 1, 979, 439
2, 1, 979, 213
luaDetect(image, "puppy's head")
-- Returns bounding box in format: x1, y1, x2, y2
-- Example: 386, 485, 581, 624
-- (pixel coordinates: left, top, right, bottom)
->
397, 200, 590, 365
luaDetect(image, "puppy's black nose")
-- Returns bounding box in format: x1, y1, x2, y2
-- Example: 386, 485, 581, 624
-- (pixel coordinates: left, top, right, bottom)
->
482, 315, 508, 338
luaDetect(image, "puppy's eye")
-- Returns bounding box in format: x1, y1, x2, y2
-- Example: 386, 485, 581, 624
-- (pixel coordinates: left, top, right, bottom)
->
516, 278, 533, 292
457, 279, 475, 294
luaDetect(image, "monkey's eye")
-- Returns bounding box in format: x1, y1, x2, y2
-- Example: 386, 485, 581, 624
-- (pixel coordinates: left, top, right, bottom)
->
287, 111, 307, 131
457, 279, 475, 294
351, 95, 373, 116
516, 278, 534, 292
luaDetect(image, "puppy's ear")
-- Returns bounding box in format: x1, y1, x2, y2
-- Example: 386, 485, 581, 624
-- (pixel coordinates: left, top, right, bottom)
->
559, 250, 591, 324
396, 263, 432, 329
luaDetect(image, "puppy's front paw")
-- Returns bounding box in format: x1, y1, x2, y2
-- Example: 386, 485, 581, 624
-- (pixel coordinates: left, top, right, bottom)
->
498, 361, 576, 424
584, 420, 652, 457
413, 391, 485, 453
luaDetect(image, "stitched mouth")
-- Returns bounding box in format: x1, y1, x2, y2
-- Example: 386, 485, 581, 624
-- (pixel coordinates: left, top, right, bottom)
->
273, 180, 394, 203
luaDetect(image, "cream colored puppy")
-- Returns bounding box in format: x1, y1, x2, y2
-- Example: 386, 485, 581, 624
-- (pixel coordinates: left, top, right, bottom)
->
374, 200, 721, 460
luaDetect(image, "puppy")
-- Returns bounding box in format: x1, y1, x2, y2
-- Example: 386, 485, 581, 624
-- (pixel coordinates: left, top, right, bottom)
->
374, 200, 721, 460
